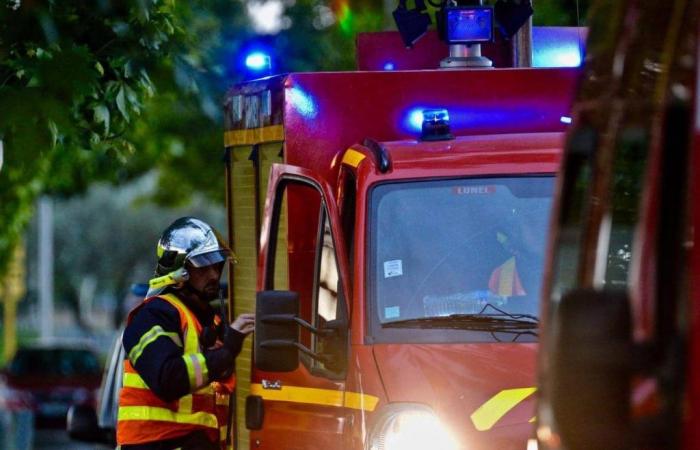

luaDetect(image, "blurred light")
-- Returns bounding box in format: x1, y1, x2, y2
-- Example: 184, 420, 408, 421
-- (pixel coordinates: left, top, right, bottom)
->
560, 116, 572, 124
288, 86, 318, 119
336, 1, 354, 34
383, 62, 396, 71
532, 27, 586, 68
245, 52, 272, 71
407, 108, 425, 132
247, 0, 285, 34
370, 408, 460, 450
527, 439, 539, 450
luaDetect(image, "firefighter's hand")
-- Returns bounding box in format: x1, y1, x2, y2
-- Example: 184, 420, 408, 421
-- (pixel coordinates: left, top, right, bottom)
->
231, 313, 255, 335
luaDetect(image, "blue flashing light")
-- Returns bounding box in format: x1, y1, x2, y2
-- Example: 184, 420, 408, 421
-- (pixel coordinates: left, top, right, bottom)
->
560, 116, 573, 124
383, 62, 396, 71
289, 86, 318, 119
423, 108, 450, 123
407, 108, 425, 132
245, 52, 271, 71
406, 108, 451, 133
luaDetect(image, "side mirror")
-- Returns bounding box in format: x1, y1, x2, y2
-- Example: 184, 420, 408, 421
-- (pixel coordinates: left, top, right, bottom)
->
549, 288, 632, 450
67, 404, 112, 444
255, 291, 301, 372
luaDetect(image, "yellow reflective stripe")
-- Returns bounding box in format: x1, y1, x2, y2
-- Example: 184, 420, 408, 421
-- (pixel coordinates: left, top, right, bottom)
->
344, 391, 379, 412
118, 406, 218, 429
342, 149, 366, 168
224, 125, 285, 146
470, 387, 537, 431
183, 353, 208, 389
159, 294, 199, 354
179, 394, 193, 414
128, 325, 182, 365
220, 427, 228, 442
123, 372, 148, 389
250, 384, 379, 412
497, 257, 516, 296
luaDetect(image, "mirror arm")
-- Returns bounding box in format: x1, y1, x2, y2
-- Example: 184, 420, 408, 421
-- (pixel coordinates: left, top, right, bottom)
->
260, 339, 332, 364
262, 314, 336, 336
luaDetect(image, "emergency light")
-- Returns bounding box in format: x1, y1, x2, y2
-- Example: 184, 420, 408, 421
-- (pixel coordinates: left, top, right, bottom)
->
245, 52, 272, 71
420, 108, 453, 141
443, 6, 494, 44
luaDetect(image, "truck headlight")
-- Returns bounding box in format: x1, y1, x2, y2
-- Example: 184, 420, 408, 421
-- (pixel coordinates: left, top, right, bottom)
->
367, 404, 460, 450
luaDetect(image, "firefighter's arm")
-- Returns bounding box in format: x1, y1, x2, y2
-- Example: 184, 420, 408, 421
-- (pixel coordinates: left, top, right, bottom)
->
123, 300, 192, 402
203, 313, 255, 380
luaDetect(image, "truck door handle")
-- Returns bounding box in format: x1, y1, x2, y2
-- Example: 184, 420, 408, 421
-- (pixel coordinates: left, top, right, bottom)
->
246, 395, 265, 430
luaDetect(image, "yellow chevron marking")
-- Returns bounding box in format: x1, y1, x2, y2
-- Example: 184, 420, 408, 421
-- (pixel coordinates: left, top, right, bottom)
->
470, 387, 537, 431
250, 383, 379, 412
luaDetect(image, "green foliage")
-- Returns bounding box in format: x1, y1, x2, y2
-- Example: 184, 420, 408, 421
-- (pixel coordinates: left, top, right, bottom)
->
0, 0, 251, 274
0, 1, 183, 273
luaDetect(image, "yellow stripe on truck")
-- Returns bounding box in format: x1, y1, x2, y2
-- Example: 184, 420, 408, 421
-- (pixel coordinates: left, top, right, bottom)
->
224, 125, 284, 147
250, 384, 379, 412
470, 387, 537, 431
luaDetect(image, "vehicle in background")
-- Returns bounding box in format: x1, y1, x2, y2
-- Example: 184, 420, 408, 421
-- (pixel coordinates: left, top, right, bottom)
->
66, 282, 147, 445
534, 0, 700, 449
0, 343, 102, 428
67, 327, 124, 445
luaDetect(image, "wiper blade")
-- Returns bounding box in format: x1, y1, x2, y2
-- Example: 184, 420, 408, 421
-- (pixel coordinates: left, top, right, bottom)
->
383, 314, 539, 332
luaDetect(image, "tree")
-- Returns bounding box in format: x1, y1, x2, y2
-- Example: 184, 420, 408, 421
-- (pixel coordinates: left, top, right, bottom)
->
0, 0, 251, 275
24, 176, 226, 330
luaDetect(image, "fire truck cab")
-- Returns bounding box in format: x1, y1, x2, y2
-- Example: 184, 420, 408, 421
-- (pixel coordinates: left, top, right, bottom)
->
222, 29, 579, 450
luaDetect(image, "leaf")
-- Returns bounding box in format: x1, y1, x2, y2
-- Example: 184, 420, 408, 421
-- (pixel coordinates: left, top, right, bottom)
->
93, 105, 110, 132
48, 120, 59, 147
116, 87, 128, 121
95, 61, 104, 77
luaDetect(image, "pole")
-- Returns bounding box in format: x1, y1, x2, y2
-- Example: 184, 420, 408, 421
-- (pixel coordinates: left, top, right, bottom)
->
38, 197, 54, 341
2, 243, 26, 363
513, 1, 533, 67
223, 147, 237, 450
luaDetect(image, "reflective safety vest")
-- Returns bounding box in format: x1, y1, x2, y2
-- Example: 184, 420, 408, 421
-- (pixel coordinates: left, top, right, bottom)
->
117, 293, 235, 449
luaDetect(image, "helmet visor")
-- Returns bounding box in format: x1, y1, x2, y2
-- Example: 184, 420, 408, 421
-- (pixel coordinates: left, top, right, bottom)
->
187, 249, 229, 268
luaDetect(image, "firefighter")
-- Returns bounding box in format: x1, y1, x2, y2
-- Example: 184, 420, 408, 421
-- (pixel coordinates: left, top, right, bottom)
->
117, 217, 255, 450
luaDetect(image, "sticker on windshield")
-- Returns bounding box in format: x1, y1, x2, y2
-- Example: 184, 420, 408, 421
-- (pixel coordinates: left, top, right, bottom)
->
384, 259, 403, 278
385, 306, 400, 319
452, 185, 496, 195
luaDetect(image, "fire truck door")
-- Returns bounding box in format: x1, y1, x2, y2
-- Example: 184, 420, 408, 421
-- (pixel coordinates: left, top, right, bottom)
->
251, 163, 351, 449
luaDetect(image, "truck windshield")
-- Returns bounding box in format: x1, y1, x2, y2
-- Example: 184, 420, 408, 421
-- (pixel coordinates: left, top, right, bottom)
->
370, 177, 554, 335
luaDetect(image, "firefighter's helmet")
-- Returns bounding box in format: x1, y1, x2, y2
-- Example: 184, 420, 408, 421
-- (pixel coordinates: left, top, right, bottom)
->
147, 217, 229, 295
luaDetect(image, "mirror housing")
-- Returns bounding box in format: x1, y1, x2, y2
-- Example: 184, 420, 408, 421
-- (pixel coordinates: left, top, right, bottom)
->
255, 291, 301, 372
66, 404, 113, 444
549, 288, 632, 450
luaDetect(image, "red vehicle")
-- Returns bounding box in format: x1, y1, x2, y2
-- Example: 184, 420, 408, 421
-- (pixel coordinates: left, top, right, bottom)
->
222, 29, 579, 450
534, 0, 700, 449
0, 343, 102, 428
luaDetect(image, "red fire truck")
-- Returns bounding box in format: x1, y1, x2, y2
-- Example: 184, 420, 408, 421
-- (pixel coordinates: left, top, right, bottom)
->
534, 0, 700, 449
222, 19, 580, 450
